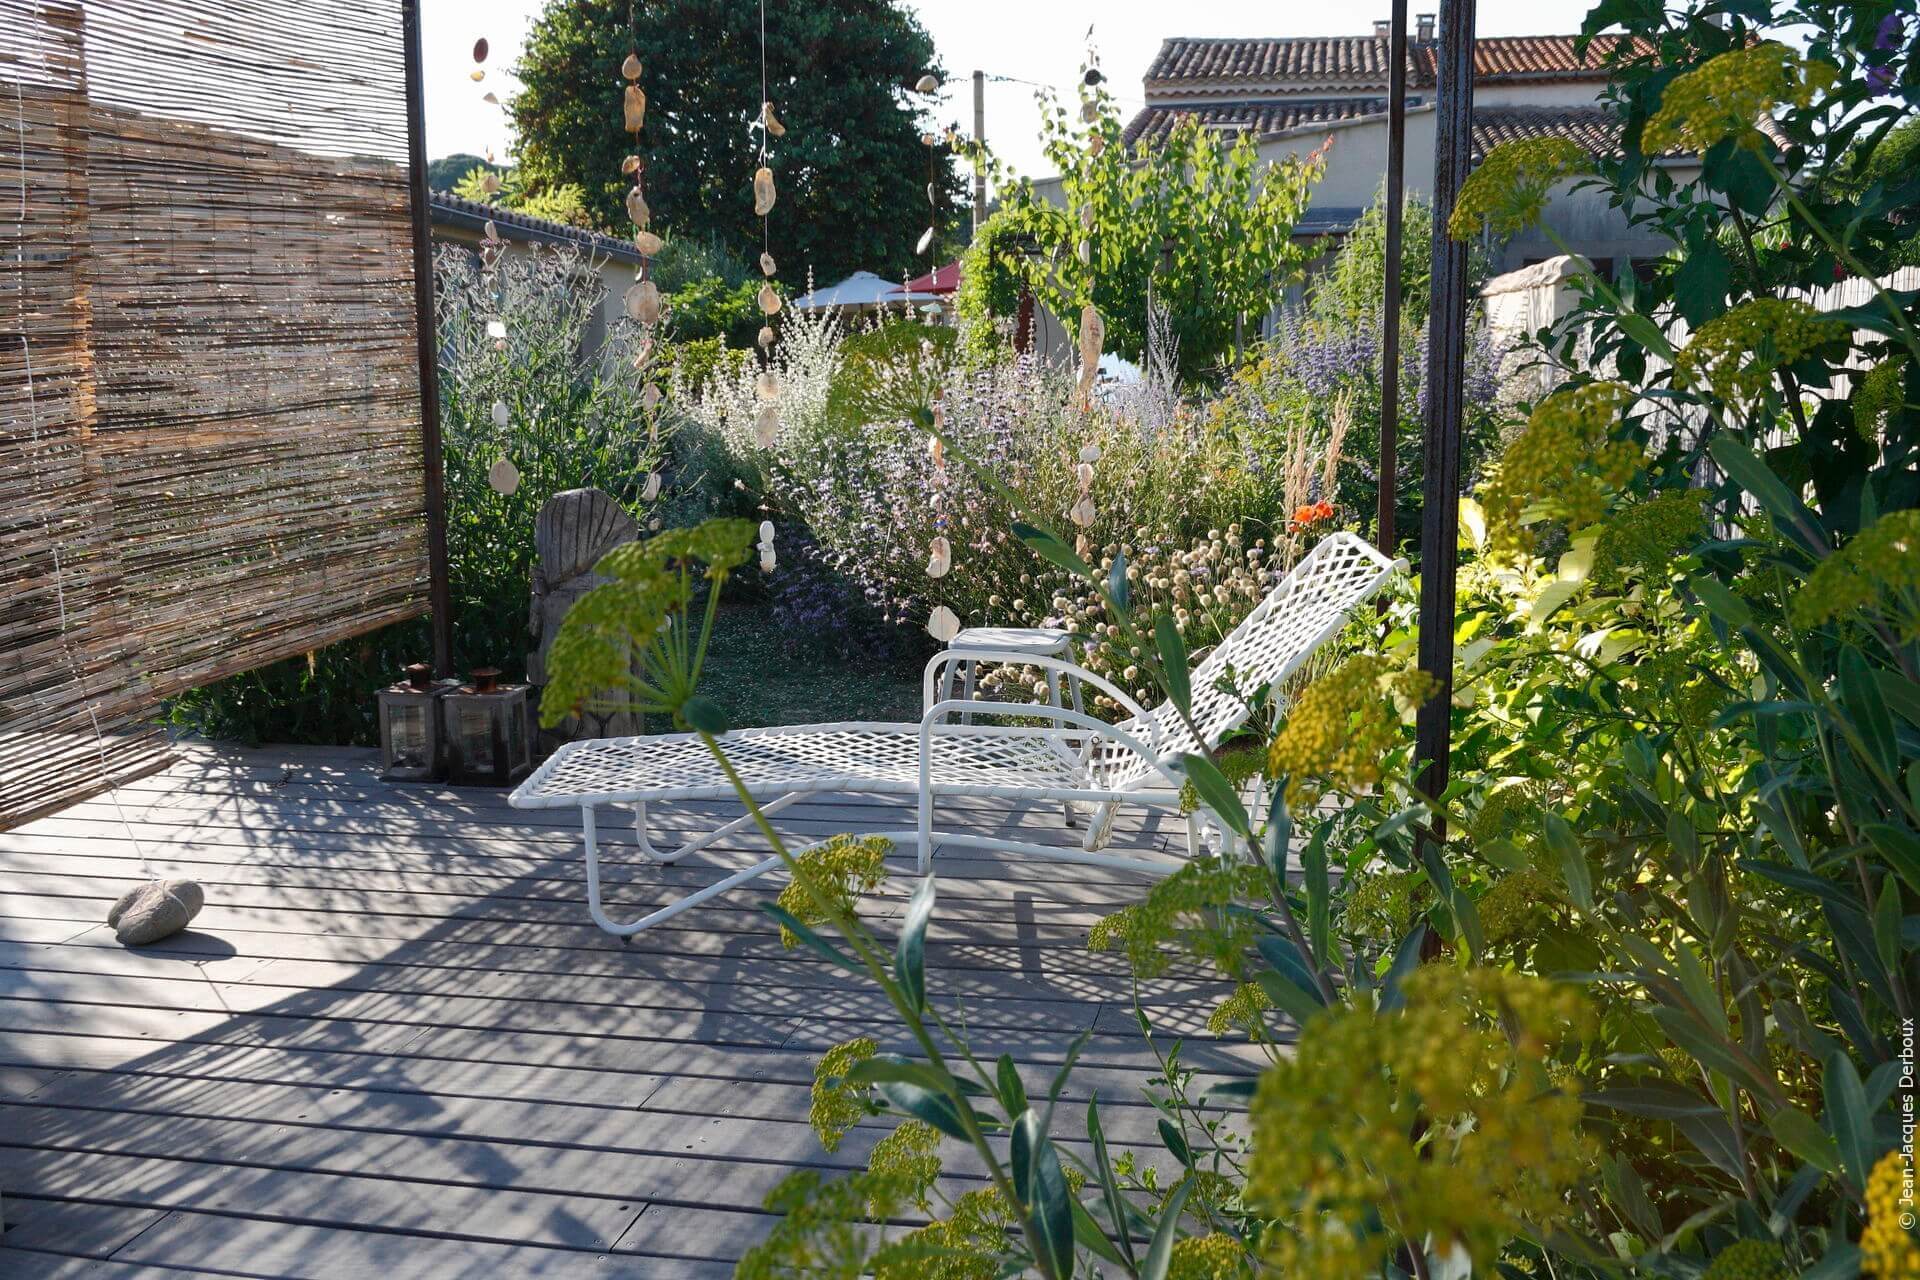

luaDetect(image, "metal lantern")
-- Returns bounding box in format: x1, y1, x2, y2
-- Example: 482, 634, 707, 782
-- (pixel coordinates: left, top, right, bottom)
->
378, 663, 455, 782
441, 667, 533, 787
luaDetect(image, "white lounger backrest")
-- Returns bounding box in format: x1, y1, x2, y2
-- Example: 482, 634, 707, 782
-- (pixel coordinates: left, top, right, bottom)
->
1094, 531, 1403, 789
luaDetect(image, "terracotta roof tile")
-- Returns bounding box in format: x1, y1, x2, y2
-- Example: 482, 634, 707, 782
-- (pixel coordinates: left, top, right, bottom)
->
1470, 105, 1622, 157
1146, 36, 1396, 86
1122, 98, 1387, 147
1144, 33, 1652, 91
1120, 102, 1633, 160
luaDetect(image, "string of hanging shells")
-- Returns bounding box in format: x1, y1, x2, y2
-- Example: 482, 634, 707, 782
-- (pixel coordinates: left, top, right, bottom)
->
907, 73, 961, 643
466, 35, 521, 495
616, 10, 669, 523
1071, 64, 1109, 558
749, 0, 786, 559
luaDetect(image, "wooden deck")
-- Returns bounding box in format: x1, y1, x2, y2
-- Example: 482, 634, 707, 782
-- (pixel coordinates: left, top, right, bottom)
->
0, 742, 1257, 1277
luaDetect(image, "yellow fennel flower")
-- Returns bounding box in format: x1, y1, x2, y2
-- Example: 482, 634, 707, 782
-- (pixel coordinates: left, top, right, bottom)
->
808, 1036, 877, 1151
1863, 1151, 1920, 1279
1267, 655, 1440, 805
776, 833, 890, 946
1169, 1231, 1255, 1279
1792, 508, 1920, 641
1702, 1238, 1790, 1280
1673, 297, 1847, 404
1477, 381, 1641, 558
1247, 967, 1593, 1279
1643, 42, 1837, 154
1449, 137, 1591, 239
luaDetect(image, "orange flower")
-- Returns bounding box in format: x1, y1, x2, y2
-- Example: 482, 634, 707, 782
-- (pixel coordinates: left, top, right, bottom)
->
1288, 501, 1337, 532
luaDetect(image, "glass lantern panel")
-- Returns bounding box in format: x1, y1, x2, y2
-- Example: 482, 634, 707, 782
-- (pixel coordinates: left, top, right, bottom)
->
389, 704, 430, 769
507, 700, 527, 765
458, 704, 496, 772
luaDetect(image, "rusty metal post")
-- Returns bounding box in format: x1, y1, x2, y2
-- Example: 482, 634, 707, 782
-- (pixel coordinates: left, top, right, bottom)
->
401, 0, 454, 677
1415, 0, 1475, 843
1378, 0, 1408, 552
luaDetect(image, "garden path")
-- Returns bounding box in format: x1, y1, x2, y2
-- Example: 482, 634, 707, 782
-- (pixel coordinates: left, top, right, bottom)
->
0, 742, 1260, 1277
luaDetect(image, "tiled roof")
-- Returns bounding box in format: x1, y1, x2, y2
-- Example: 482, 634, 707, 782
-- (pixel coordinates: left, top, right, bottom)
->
1453, 35, 1649, 82
1144, 33, 1652, 91
1470, 105, 1621, 157
1146, 37, 1397, 87
429, 190, 641, 265
1119, 102, 1632, 160
1122, 98, 1387, 147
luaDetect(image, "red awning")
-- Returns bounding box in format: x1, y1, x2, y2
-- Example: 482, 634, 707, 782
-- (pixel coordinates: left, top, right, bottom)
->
897, 261, 961, 295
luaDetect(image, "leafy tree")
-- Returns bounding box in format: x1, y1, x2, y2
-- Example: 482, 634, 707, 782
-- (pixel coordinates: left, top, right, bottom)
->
509, 0, 964, 285
428, 152, 495, 191
986, 75, 1323, 382
451, 164, 598, 228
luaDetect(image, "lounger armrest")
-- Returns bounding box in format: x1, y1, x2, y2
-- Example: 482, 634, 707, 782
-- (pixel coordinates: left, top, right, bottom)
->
921, 649, 1154, 723
918, 699, 1174, 785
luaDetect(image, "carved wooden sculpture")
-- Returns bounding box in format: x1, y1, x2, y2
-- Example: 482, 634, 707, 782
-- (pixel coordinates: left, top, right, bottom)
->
529, 488, 642, 741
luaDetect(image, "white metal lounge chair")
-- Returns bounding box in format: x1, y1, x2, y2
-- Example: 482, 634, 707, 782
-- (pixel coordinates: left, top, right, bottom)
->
510, 532, 1404, 937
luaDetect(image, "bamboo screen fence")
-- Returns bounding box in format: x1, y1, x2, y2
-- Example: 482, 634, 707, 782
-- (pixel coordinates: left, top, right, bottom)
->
2, 0, 430, 827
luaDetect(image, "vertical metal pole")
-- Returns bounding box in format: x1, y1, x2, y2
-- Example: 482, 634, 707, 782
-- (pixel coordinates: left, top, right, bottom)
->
401, 0, 454, 678
972, 70, 987, 234
1378, 0, 1408, 552
1415, 0, 1474, 841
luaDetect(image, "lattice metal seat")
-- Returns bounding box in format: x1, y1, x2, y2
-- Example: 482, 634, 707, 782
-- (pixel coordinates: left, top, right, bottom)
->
519, 722, 1093, 806
511, 533, 1405, 937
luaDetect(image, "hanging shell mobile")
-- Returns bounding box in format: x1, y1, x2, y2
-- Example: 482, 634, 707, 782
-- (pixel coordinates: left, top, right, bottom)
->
488, 456, 520, 496
626, 279, 662, 325
1077, 304, 1104, 402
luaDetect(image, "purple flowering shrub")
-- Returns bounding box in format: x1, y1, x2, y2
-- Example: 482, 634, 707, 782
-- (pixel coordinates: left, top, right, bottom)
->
759, 523, 912, 666
759, 351, 1288, 641
1212, 310, 1511, 550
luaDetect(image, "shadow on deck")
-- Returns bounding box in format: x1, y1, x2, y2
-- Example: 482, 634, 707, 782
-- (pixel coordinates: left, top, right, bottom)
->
0, 743, 1265, 1278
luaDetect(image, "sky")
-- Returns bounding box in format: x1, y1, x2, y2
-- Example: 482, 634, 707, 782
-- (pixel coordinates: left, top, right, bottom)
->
423, 0, 1606, 188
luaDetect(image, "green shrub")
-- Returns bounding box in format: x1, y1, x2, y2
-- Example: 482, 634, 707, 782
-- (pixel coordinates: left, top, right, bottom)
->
951, 210, 1026, 365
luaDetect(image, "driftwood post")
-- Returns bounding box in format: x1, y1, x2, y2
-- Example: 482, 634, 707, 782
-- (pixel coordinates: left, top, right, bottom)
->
529, 489, 643, 742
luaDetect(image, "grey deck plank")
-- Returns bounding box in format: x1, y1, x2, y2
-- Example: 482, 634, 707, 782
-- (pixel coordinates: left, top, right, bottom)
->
112, 1211, 709, 1278
0, 1196, 169, 1259
0, 742, 1240, 1274
0, 1145, 645, 1249
0, 1033, 1184, 1141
